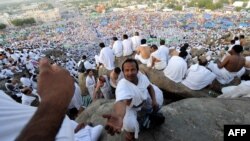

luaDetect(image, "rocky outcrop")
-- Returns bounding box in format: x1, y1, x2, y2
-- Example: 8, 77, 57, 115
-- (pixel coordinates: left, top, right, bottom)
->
76, 98, 250, 141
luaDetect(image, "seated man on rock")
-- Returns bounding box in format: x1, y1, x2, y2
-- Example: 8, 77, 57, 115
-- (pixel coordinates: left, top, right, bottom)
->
93, 75, 114, 100
207, 45, 245, 85
103, 58, 164, 141
134, 39, 151, 65
218, 80, 250, 98
163, 49, 187, 83
182, 56, 216, 90
147, 44, 167, 70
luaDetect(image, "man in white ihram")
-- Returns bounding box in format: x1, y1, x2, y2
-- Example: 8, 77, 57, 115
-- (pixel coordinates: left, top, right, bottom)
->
103, 59, 163, 141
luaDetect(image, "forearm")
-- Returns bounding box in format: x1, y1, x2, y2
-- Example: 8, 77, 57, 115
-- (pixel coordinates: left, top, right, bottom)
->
148, 85, 156, 103
15, 101, 68, 141
113, 100, 127, 119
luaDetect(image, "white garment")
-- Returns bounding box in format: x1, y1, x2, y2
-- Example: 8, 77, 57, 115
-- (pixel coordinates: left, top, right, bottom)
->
74, 124, 103, 141
77, 60, 96, 70
122, 39, 133, 56
158, 45, 169, 63
21, 94, 36, 106
207, 62, 245, 84
144, 84, 164, 110
112, 40, 123, 57
70, 120, 103, 141
130, 36, 141, 51
218, 81, 250, 98
235, 40, 240, 45
99, 47, 115, 70
68, 83, 83, 110
20, 77, 32, 87
115, 72, 150, 139
163, 56, 187, 83
182, 64, 216, 90
134, 54, 149, 65
148, 50, 167, 70
0, 90, 74, 141
86, 75, 96, 99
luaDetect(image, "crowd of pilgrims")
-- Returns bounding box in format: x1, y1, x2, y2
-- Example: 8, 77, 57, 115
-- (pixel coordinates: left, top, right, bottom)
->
1, 10, 250, 118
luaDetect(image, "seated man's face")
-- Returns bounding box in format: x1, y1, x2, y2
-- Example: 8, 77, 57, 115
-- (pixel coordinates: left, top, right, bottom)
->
123, 62, 138, 82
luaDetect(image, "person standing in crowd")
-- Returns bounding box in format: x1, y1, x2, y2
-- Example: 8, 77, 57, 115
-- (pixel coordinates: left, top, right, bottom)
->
122, 34, 133, 56
130, 32, 142, 51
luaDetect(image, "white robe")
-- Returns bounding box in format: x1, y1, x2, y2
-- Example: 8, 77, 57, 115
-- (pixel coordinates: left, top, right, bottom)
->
86, 75, 96, 99
207, 62, 245, 84
148, 50, 167, 70
130, 36, 141, 51
158, 45, 169, 64
68, 83, 83, 110
20, 77, 32, 87
0, 90, 74, 141
112, 40, 123, 57
21, 94, 36, 106
122, 39, 133, 56
134, 54, 149, 65
99, 47, 115, 70
218, 81, 250, 98
182, 64, 216, 90
116, 73, 150, 139
163, 56, 187, 83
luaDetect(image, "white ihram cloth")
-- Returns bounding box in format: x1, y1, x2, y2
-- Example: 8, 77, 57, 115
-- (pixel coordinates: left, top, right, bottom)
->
147, 50, 167, 70
130, 36, 141, 51
207, 62, 246, 84
115, 72, 150, 139
182, 64, 216, 90
144, 84, 164, 111
158, 45, 169, 64
218, 81, 250, 98
0, 90, 74, 141
71, 120, 103, 141
163, 56, 187, 83
20, 77, 32, 87
86, 75, 96, 99
68, 83, 83, 110
134, 54, 149, 65
99, 47, 115, 70
21, 94, 36, 106
122, 39, 133, 56
112, 40, 123, 57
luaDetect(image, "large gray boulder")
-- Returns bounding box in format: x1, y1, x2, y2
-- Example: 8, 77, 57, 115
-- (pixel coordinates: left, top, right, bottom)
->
76, 98, 250, 141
